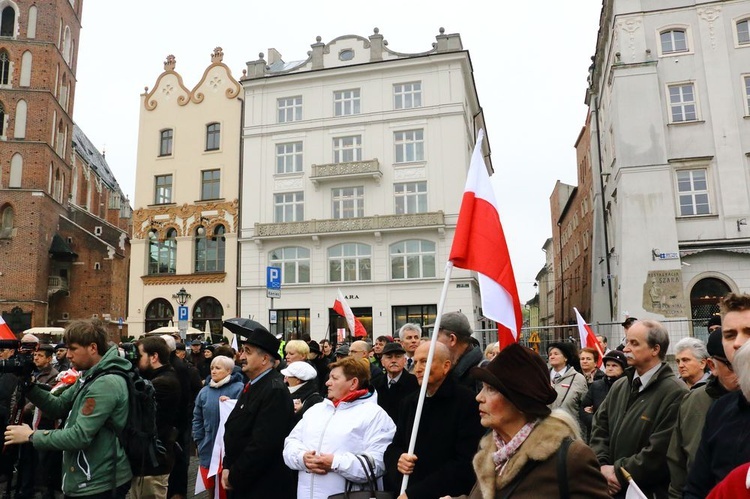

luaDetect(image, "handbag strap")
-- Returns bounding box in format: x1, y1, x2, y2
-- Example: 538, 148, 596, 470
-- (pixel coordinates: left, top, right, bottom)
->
556, 437, 572, 499
353, 454, 378, 493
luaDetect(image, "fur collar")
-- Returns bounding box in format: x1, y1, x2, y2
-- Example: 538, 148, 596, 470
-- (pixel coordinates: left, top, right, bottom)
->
473, 409, 581, 499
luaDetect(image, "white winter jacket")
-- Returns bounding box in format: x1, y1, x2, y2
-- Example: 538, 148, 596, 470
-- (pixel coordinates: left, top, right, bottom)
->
283, 392, 396, 499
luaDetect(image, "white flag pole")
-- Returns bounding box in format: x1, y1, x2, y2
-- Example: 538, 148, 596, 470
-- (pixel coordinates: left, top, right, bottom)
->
400, 260, 454, 494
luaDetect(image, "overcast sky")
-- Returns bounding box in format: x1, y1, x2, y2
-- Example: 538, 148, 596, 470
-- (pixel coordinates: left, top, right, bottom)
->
73, 1, 603, 304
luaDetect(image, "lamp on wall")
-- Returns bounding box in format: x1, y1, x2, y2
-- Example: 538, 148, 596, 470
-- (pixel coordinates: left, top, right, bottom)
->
196, 216, 211, 236
737, 218, 747, 232
173, 287, 191, 306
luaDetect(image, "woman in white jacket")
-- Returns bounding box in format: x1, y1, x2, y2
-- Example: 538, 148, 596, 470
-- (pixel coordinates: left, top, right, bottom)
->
547, 341, 588, 425
284, 356, 396, 499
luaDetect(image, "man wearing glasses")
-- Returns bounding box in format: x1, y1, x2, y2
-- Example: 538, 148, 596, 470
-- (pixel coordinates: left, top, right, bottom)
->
348, 340, 383, 382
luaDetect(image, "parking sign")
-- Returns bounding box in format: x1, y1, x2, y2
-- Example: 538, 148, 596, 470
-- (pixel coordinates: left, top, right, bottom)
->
178, 306, 189, 321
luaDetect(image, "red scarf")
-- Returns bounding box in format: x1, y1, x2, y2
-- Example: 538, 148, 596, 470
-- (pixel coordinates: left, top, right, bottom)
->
333, 388, 369, 407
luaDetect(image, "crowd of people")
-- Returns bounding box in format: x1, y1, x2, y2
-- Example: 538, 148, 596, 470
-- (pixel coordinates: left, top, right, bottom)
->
0, 293, 749, 498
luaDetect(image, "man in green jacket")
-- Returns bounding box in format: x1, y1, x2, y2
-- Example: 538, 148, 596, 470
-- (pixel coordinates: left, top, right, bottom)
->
4, 319, 132, 498
590, 319, 687, 499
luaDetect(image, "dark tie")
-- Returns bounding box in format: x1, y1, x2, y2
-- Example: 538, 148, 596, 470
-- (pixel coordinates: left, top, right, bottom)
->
407, 358, 413, 371
553, 373, 562, 384
628, 377, 642, 409
388, 379, 396, 389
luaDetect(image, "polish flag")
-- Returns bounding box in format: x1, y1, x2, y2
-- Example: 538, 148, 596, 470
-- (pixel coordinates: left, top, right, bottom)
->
333, 289, 367, 337
575, 307, 604, 368
0, 315, 16, 341
449, 129, 522, 350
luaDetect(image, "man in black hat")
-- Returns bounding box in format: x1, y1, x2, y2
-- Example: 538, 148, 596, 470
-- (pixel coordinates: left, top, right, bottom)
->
53, 343, 70, 372
615, 317, 638, 351
187, 339, 204, 370
221, 321, 294, 498
667, 328, 739, 498
372, 342, 418, 422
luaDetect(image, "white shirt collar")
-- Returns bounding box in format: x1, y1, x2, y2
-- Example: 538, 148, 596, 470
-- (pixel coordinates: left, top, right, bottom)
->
633, 363, 661, 392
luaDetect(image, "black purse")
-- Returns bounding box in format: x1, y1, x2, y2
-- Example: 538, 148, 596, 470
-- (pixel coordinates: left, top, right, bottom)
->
327, 454, 392, 499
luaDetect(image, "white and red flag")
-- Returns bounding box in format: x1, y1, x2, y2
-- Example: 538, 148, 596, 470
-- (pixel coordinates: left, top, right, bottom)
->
0, 315, 16, 341
449, 129, 522, 350
333, 289, 367, 338
575, 307, 604, 367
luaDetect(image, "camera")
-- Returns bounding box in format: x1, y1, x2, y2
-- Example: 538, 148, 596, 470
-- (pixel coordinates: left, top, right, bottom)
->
0, 340, 38, 378
119, 342, 139, 366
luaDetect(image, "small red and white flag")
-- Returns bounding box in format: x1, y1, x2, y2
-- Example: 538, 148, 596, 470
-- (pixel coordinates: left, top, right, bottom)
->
449, 129, 522, 350
574, 307, 604, 368
333, 289, 367, 338
0, 315, 16, 341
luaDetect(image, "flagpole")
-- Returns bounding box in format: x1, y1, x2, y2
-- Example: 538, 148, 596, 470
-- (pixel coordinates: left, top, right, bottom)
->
400, 260, 454, 495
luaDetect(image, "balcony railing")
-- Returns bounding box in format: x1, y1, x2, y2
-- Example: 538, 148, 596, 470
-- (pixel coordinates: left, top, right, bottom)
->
254, 211, 445, 239
310, 159, 382, 186
48, 276, 69, 296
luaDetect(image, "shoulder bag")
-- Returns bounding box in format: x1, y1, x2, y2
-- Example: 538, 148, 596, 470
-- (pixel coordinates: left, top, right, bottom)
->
327, 454, 392, 499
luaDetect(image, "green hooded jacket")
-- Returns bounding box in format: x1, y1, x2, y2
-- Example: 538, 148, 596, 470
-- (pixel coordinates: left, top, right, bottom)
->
26, 345, 133, 496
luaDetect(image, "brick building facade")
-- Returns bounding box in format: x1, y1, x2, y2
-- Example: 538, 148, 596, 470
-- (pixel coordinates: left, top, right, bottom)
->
0, 0, 131, 339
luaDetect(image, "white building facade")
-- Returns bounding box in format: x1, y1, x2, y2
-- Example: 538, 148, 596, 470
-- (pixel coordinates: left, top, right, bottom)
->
239, 29, 491, 342
588, 0, 750, 341
127, 48, 242, 338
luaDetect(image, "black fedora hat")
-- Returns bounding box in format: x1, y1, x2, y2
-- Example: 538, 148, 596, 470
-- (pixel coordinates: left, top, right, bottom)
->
223, 318, 280, 361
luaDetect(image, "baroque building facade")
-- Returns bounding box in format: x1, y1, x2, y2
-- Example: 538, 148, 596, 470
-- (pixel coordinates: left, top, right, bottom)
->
127, 48, 241, 338
0, 0, 131, 338
238, 29, 491, 341
587, 0, 750, 342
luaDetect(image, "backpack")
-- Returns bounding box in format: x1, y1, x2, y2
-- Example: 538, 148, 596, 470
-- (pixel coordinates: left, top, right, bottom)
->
84, 367, 165, 474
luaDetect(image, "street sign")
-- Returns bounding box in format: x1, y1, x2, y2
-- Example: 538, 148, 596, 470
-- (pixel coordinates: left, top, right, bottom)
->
118, 317, 123, 330
267, 289, 281, 299
178, 306, 189, 321
657, 252, 679, 260
267, 266, 282, 289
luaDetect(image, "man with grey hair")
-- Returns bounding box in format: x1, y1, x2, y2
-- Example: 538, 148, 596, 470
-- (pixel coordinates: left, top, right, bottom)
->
590, 319, 687, 498
398, 324, 421, 373
674, 337, 710, 390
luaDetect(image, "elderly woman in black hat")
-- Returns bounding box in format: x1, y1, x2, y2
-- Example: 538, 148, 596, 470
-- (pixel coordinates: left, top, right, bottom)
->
444, 344, 608, 498
546, 341, 588, 422
580, 350, 627, 442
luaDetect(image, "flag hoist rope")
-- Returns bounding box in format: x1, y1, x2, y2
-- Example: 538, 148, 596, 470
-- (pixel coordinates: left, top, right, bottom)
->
400, 260, 454, 494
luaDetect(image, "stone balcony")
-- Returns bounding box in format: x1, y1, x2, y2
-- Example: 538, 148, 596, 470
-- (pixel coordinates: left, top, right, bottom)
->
48, 276, 69, 296
253, 211, 445, 245
309, 159, 382, 187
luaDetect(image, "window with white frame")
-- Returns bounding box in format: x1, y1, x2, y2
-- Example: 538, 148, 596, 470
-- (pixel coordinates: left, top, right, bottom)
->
159, 129, 173, 156
278, 96, 302, 123
206, 123, 220, 151
394, 181, 427, 214
676, 169, 710, 216
276, 142, 303, 174
745, 75, 750, 115
333, 135, 362, 163
394, 129, 424, 163
668, 83, 697, 122
0, 49, 10, 86
660, 29, 688, 54
328, 243, 371, 282
390, 240, 436, 279
201, 169, 220, 200
333, 89, 360, 116
332, 186, 364, 219
274, 191, 304, 222
269, 246, 310, 284
394, 82, 422, 109
738, 19, 750, 45
154, 174, 173, 204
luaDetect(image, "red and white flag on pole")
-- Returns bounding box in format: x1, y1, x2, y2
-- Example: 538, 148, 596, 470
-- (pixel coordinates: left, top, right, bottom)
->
0, 315, 16, 341
574, 307, 604, 368
449, 129, 522, 350
333, 289, 367, 338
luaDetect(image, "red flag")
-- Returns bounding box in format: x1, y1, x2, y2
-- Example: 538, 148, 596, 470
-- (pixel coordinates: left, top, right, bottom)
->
332, 289, 367, 337
449, 129, 522, 349
575, 307, 604, 368
0, 315, 15, 341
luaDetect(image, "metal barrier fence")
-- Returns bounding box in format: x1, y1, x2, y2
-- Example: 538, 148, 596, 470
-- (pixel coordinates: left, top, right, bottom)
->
476, 318, 708, 358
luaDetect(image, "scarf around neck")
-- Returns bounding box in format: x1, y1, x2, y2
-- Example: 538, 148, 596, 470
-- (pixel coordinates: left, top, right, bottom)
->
333, 388, 369, 407
209, 374, 233, 389
492, 419, 539, 476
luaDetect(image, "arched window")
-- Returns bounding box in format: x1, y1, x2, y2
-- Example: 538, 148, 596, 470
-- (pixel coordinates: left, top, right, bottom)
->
59, 73, 68, 110
328, 243, 371, 282
0, 49, 9, 85
194, 224, 225, 272
159, 129, 173, 156
660, 28, 688, 54
145, 298, 173, 333
206, 122, 220, 151
192, 296, 224, 337
269, 246, 310, 284
27, 6, 36, 38
53, 168, 62, 201
690, 277, 732, 342
19, 50, 29, 86
390, 240, 436, 279
13, 98, 25, 138
148, 228, 177, 275
0, 204, 13, 238
62, 25, 71, 64
0, 6, 15, 37
9, 152, 21, 187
